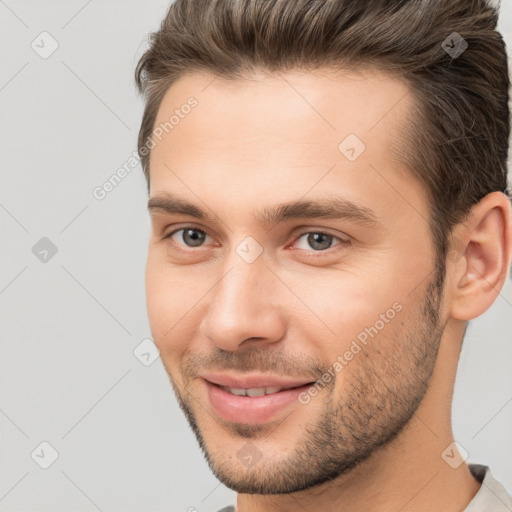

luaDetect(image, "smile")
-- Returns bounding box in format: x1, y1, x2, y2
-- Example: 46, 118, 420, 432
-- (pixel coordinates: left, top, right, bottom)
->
203, 378, 315, 424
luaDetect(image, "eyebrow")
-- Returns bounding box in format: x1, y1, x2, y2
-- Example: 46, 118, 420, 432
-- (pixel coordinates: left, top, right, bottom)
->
147, 193, 380, 228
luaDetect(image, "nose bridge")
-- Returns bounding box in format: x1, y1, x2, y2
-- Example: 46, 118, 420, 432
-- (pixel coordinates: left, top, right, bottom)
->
201, 244, 283, 350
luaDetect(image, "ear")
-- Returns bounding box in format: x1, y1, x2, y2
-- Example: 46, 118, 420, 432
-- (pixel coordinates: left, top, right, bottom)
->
448, 191, 512, 321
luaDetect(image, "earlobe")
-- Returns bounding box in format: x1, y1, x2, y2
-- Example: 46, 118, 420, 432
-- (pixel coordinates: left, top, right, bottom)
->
449, 191, 512, 321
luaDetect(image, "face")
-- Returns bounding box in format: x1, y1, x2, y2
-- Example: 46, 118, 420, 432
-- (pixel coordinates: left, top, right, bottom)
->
145, 68, 447, 494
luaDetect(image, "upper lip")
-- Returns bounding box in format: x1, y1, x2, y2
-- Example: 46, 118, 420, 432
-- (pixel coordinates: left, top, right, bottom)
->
201, 372, 315, 390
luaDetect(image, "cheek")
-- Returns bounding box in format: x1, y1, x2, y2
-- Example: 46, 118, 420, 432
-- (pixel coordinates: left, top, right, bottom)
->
145, 252, 188, 351
285, 274, 410, 392
283, 267, 401, 348
145, 252, 213, 367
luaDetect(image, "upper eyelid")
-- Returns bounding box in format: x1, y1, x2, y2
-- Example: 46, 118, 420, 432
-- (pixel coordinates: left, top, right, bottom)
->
294, 231, 346, 244
165, 224, 214, 240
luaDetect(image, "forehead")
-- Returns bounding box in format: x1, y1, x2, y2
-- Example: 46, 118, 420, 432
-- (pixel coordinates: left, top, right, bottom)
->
148, 67, 423, 228
155, 66, 410, 123
150, 66, 413, 172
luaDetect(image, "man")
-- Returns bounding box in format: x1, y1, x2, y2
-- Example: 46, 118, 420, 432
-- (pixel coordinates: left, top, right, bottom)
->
136, 0, 512, 510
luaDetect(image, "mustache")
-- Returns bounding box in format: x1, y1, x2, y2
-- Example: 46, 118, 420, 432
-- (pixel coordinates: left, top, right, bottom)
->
180, 348, 330, 382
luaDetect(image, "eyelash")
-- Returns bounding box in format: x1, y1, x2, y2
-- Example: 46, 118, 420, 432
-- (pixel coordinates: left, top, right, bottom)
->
163, 225, 350, 255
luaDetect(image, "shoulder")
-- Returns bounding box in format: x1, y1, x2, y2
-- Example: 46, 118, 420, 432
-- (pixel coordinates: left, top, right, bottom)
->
464, 463, 512, 512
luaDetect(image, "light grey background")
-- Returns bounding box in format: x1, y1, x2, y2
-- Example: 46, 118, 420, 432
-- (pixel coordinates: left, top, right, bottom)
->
0, 1, 511, 511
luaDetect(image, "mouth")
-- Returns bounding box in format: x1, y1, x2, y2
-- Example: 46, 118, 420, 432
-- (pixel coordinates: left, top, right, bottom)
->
202, 378, 316, 424
216, 382, 309, 396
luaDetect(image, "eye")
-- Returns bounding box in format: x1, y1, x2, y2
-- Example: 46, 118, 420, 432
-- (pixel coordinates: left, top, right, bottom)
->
165, 227, 213, 248
292, 231, 348, 252
163, 226, 349, 254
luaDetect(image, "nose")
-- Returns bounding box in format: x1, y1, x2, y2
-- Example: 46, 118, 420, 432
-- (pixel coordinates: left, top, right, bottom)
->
199, 252, 286, 352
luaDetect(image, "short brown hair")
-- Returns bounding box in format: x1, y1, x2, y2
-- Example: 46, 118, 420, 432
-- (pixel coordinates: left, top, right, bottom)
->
135, 0, 510, 285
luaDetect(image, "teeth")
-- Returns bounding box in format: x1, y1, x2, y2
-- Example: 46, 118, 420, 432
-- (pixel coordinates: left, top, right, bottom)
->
222, 386, 284, 396
229, 388, 247, 396
246, 387, 266, 397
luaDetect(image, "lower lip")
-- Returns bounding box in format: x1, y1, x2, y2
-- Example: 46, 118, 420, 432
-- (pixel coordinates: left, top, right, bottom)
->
203, 379, 314, 424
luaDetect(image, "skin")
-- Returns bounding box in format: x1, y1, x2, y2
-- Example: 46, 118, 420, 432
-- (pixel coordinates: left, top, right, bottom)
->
144, 68, 512, 512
